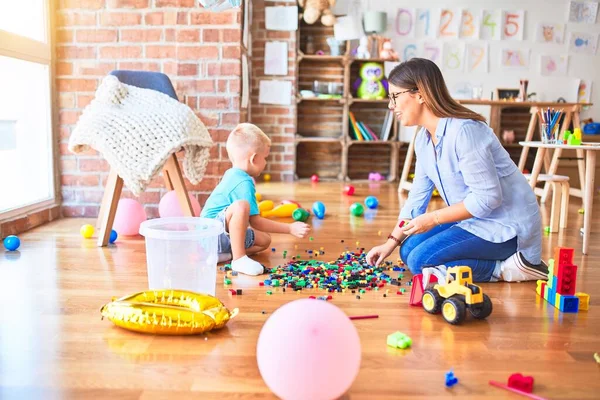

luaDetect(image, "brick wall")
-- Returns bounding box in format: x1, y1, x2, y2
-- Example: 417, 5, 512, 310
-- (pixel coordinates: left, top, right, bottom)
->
56, 0, 242, 218
250, 0, 296, 182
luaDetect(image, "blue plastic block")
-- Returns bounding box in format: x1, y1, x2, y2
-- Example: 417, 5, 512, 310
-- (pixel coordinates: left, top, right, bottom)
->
559, 295, 580, 313
445, 370, 458, 388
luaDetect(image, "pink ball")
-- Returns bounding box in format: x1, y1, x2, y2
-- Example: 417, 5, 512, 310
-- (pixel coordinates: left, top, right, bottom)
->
113, 198, 147, 236
158, 190, 201, 218
257, 299, 361, 400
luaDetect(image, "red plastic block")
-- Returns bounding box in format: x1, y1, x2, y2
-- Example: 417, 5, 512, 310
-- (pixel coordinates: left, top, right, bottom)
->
409, 274, 438, 306
556, 263, 577, 295
507, 373, 534, 393
554, 247, 574, 268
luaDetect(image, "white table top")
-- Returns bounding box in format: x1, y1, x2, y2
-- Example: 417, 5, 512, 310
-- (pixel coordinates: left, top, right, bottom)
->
519, 141, 600, 150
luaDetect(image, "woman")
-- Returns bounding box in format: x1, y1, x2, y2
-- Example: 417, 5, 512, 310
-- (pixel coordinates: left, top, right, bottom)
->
366, 58, 546, 282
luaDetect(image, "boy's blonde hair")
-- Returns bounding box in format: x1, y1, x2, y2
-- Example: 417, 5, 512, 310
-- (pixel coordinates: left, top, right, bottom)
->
226, 123, 271, 161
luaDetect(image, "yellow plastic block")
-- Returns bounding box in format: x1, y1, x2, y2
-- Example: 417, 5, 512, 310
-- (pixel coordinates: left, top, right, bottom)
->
575, 292, 590, 311
555, 293, 562, 308
536, 280, 544, 296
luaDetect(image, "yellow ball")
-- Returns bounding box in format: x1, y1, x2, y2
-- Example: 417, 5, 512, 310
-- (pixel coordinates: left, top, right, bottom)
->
255, 192, 262, 202
80, 224, 95, 238
578, 208, 585, 214
263, 173, 271, 182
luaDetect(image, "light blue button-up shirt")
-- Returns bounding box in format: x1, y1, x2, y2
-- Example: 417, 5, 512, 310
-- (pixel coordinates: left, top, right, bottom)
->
400, 118, 542, 264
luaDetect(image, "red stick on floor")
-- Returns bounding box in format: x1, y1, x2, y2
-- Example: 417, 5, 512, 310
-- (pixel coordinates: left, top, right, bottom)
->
349, 315, 379, 320
489, 381, 548, 400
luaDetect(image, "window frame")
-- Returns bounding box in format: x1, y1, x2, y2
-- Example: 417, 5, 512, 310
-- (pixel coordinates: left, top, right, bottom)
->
0, 0, 59, 221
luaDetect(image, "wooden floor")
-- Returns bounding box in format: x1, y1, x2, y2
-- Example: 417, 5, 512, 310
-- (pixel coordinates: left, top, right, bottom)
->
1, 182, 599, 399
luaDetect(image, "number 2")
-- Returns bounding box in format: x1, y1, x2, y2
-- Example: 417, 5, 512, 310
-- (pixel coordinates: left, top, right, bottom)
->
440, 10, 455, 36
504, 13, 520, 37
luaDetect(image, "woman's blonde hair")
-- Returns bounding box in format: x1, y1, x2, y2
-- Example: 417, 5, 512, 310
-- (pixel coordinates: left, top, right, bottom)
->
389, 58, 486, 123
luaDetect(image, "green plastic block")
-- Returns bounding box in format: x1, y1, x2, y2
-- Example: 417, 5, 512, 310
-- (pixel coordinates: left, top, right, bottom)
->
387, 331, 412, 349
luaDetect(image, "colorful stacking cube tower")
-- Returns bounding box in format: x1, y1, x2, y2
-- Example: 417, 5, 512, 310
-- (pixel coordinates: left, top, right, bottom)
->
536, 247, 589, 313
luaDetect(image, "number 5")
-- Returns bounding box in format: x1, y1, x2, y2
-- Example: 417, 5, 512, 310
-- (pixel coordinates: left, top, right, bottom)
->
504, 13, 519, 37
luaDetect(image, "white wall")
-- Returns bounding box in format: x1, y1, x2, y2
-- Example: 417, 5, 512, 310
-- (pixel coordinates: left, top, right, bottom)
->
346, 0, 600, 122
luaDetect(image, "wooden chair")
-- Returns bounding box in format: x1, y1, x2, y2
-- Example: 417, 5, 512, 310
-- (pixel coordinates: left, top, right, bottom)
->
95, 70, 194, 247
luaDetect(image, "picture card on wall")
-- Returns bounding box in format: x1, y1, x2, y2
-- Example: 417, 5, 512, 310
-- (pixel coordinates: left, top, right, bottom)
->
259, 80, 292, 105
480, 10, 502, 40
333, 15, 364, 41
540, 55, 569, 76
398, 42, 418, 62
502, 10, 525, 41
459, 9, 480, 39
265, 6, 298, 31
438, 9, 461, 38
535, 23, 565, 44
500, 48, 530, 69
568, 1, 599, 23
568, 32, 598, 55
264, 41, 288, 75
578, 79, 593, 103
442, 42, 466, 72
467, 43, 488, 73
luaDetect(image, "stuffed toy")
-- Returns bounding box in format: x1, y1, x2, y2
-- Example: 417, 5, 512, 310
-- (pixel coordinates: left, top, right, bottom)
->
379, 39, 399, 60
355, 36, 370, 59
353, 62, 388, 100
298, 0, 336, 26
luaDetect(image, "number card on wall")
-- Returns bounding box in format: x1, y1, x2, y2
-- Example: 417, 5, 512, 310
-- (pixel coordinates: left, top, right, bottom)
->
442, 42, 466, 72
399, 43, 418, 62
416, 8, 436, 38
438, 9, 461, 38
466, 43, 488, 73
480, 10, 501, 40
420, 42, 442, 65
502, 10, 525, 41
396, 8, 415, 38
501, 48, 530, 69
460, 10, 480, 39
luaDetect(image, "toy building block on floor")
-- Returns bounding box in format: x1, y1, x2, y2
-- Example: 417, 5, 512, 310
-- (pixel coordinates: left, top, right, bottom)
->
536, 247, 590, 313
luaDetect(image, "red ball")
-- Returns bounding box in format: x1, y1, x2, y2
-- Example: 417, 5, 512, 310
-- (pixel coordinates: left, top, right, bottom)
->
343, 185, 355, 196
311, 174, 319, 183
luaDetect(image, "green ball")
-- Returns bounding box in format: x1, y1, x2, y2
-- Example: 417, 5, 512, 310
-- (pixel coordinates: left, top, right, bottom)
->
292, 208, 310, 222
350, 203, 364, 216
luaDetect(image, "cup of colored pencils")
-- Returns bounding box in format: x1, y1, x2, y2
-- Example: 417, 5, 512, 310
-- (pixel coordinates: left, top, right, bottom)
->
538, 108, 563, 144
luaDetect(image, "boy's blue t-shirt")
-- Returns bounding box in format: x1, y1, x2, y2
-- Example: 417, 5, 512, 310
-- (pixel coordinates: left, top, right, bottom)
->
201, 168, 260, 218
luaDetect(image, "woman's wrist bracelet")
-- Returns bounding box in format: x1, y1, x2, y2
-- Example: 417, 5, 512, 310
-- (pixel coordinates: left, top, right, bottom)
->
433, 211, 441, 226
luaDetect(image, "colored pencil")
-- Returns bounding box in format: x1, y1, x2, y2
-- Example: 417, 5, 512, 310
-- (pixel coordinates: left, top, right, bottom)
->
349, 315, 379, 320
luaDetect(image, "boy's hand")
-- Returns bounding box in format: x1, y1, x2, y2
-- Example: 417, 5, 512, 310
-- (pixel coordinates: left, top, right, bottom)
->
289, 222, 311, 238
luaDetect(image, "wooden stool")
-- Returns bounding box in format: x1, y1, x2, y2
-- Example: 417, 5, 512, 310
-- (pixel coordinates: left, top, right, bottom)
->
525, 174, 569, 232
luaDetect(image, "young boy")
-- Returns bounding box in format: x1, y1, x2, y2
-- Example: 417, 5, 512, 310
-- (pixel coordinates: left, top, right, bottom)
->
201, 123, 311, 276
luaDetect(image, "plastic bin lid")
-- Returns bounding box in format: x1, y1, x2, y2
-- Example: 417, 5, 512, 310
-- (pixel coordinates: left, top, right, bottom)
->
139, 217, 223, 240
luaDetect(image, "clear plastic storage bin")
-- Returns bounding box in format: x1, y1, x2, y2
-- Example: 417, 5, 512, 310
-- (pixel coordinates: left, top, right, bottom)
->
139, 217, 223, 296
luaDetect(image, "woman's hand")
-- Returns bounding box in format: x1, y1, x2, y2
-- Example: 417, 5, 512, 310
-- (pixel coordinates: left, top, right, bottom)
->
402, 212, 437, 236
366, 241, 397, 266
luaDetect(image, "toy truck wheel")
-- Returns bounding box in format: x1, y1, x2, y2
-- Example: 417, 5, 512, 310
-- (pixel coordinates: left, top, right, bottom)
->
422, 289, 442, 314
442, 297, 466, 325
469, 293, 493, 320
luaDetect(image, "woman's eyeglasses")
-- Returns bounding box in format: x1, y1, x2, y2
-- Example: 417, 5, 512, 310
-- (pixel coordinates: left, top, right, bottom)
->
388, 88, 417, 106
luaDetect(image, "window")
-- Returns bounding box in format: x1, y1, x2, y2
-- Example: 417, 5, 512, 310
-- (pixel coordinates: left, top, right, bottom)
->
0, 1, 55, 216
462, 271, 470, 279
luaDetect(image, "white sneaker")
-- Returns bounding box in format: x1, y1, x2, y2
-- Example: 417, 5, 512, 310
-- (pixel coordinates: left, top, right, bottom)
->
500, 252, 549, 282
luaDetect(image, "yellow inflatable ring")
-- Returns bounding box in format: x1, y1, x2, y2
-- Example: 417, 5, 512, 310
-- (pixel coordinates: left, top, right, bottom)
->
100, 289, 238, 335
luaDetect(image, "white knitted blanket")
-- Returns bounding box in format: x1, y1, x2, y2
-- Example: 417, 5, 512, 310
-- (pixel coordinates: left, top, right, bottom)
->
69, 75, 214, 196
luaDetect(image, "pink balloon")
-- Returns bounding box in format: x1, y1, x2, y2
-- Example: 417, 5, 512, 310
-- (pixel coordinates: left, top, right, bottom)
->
113, 198, 147, 236
158, 190, 201, 218
257, 299, 361, 400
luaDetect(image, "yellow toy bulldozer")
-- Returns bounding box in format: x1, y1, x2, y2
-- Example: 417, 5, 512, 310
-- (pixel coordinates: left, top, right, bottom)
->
422, 266, 493, 325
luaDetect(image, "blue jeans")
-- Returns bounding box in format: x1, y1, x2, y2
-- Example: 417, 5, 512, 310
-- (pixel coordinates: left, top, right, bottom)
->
399, 223, 517, 282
